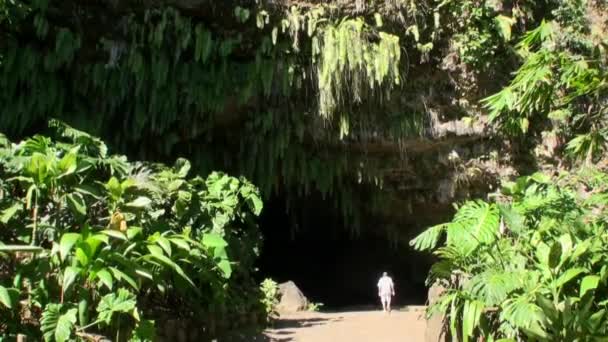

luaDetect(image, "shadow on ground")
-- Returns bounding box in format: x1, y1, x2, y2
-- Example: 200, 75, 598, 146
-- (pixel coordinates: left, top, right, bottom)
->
218, 316, 341, 342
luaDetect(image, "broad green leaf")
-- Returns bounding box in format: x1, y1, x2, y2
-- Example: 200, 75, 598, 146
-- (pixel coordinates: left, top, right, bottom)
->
101, 229, 127, 240
214, 246, 228, 260
212, 214, 229, 231
588, 308, 606, 332
78, 298, 89, 326
62, 266, 81, 293
144, 254, 197, 290
217, 259, 232, 279
272, 27, 278, 44
246, 194, 263, 215
530, 172, 551, 184
462, 300, 484, 340
55, 308, 77, 342
570, 239, 591, 261
75, 247, 89, 267
58, 147, 79, 176
97, 269, 114, 290
498, 204, 524, 233
59, 233, 82, 261
131, 319, 156, 341
173, 190, 191, 218
0, 285, 18, 309
494, 15, 515, 41
536, 294, 558, 323
109, 267, 139, 290
41, 304, 61, 341
84, 236, 105, 257
167, 180, 184, 192
26, 184, 38, 209
66, 193, 86, 217
1, 202, 23, 224
121, 178, 136, 191
135, 268, 154, 280
374, 13, 383, 27
174, 158, 191, 178
202, 233, 228, 248
106, 177, 122, 200
127, 227, 144, 240
548, 241, 562, 269
555, 268, 586, 289
558, 234, 573, 263
126, 196, 152, 208
536, 243, 550, 267
580, 275, 600, 297
410, 224, 444, 251
147, 244, 164, 257
88, 234, 109, 245
449, 297, 459, 340
156, 236, 172, 256
170, 237, 191, 251
97, 289, 137, 325
74, 184, 102, 199
503, 297, 547, 338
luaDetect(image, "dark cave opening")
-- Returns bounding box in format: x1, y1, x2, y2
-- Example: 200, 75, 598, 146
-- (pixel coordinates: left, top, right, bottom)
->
255, 192, 436, 310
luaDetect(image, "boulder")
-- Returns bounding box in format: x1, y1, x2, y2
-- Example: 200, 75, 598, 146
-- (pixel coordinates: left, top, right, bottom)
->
277, 281, 309, 313
425, 282, 448, 342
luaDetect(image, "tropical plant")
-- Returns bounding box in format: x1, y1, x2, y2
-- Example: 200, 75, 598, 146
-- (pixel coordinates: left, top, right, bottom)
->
307, 302, 324, 312
0, 122, 264, 340
411, 168, 608, 341
483, 15, 608, 163
259, 278, 280, 320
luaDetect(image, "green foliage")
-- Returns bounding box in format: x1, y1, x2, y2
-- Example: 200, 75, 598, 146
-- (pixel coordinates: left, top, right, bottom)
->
0, 122, 265, 339
483, 11, 608, 163
313, 16, 401, 120
412, 168, 608, 340
307, 302, 324, 312
259, 278, 280, 319
40, 304, 78, 342
444, 1, 513, 69
0, 2, 418, 227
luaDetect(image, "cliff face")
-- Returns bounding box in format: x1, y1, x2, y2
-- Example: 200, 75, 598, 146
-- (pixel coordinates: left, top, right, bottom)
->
1, 0, 602, 239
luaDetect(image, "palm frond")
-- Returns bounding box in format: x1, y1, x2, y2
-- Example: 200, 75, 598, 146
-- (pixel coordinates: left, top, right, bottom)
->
468, 269, 523, 306
49, 119, 108, 158
501, 296, 548, 339
447, 200, 500, 255
410, 223, 445, 251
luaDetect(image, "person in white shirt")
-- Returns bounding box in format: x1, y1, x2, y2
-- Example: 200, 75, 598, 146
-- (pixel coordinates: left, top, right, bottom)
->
377, 272, 395, 313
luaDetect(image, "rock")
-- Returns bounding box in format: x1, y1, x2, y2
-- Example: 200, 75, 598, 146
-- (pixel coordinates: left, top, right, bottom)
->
425, 282, 448, 342
277, 281, 308, 313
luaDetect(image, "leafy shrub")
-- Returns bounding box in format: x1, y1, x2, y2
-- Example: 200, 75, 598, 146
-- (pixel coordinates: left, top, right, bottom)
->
412, 169, 608, 341
259, 278, 279, 320
0, 122, 264, 340
307, 302, 324, 312
483, 16, 608, 162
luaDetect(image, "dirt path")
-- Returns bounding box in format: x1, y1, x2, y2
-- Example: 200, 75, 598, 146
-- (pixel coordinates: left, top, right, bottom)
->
259, 307, 427, 342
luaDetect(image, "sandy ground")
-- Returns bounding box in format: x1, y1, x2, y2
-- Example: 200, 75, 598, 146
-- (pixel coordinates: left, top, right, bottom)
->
258, 307, 427, 342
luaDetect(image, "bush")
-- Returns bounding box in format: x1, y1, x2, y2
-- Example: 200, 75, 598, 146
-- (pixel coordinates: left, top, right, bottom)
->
0, 122, 264, 341
412, 169, 608, 341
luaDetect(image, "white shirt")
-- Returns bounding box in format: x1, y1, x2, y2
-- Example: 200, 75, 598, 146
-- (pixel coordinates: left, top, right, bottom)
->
377, 276, 394, 296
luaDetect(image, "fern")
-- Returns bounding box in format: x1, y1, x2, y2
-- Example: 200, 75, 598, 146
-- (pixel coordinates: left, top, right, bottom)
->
315, 17, 401, 120
565, 130, 608, 165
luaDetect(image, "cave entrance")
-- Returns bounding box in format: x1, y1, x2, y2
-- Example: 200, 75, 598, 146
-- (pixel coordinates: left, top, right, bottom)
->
255, 192, 435, 310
